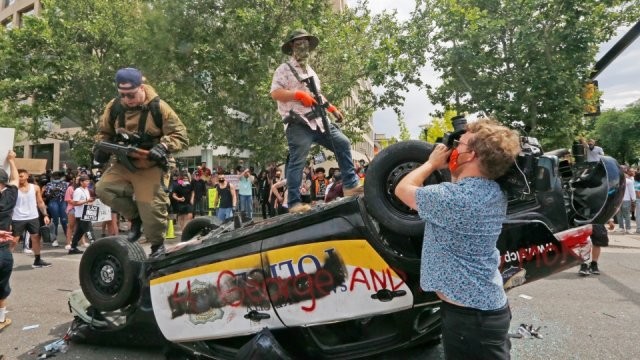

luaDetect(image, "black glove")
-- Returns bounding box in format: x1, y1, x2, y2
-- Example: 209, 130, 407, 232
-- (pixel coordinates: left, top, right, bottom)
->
148, 143, 169, 164
93, 148, 110, 164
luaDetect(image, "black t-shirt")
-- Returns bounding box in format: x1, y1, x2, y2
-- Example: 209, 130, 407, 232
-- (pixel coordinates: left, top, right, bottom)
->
172, 183, 194, 203
0, 185, 18, 231
192, 179, 207, 199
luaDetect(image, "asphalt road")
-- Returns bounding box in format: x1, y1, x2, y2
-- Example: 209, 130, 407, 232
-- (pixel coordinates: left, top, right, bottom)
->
2, 231, 639, 360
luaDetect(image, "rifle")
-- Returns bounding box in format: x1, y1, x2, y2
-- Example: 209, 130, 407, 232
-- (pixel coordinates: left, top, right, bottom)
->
94, 141, 151, 172
301, 76, 331, 134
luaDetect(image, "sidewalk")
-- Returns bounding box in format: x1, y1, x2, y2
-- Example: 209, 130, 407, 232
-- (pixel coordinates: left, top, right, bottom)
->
606, 229, 640, 249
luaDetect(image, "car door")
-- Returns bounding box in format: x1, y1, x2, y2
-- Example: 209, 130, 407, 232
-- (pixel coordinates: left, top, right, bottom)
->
262, 237, 413, 327
149, 243, 285, 342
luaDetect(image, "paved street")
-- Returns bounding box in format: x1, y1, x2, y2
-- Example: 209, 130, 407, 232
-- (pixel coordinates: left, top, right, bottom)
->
1, 227, 639, 359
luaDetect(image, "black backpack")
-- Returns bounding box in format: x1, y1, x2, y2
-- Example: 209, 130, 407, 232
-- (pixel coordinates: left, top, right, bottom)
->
109, 96, 164, 134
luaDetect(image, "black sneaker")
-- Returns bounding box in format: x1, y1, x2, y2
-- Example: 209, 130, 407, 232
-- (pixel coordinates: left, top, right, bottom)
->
150, 244, 165, 258
68, 248, 84, 255
578, 263, 590, 276
589, 261, 600, 275
32, 259, 52, 268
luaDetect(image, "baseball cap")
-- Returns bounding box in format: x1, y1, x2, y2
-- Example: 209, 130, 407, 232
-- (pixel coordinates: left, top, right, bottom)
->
0, 169, 8, 184
115, 68, 143, 90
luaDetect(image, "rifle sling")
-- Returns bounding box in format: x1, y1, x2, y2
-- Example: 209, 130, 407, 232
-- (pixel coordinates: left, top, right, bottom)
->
284, 62, 329, 121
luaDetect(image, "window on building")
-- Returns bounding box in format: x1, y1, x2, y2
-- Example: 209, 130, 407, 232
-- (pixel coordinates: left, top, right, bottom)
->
19, 5, 35, 27
3, 0, 17, 9
1, 16, 13, 30
31, 144, 54, 174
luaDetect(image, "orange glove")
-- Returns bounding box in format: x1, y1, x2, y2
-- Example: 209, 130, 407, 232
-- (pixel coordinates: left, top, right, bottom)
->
328, 104, 344, 122
294, 91, 317, 107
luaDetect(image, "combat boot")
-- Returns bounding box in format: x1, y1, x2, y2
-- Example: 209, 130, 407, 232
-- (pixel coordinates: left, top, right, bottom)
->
128, 217, 143, 243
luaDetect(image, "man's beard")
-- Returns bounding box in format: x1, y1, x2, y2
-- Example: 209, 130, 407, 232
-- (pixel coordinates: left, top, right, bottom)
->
293, 48, 310, 67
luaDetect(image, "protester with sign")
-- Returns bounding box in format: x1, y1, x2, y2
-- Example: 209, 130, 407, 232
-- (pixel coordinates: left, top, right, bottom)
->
68, 175, 94, 255
11, 168, 51, 268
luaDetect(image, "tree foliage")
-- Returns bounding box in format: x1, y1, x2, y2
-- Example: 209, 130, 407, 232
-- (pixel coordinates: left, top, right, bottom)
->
411, 0, 640, 148
1, 0, 428, 168
591, 102, 640, 165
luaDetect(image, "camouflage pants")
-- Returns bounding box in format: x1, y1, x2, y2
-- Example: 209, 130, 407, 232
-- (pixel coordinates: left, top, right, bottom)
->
96, 163, 169, 246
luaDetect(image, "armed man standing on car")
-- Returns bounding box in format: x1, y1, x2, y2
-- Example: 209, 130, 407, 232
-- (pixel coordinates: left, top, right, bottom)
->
94, 68, 188, 257
270, 29, 363, 214
395, 118, 521, 359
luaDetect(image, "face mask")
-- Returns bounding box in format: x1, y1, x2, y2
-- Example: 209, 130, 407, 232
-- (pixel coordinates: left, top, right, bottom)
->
182, 181, 190, 186
177, 179, 183, 185
448, 149, 474, 173
293, 40, 310, 65
219, 179, 225, 183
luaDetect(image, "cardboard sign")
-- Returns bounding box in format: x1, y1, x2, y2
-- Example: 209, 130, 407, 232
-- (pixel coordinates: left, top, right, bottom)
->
15, 158, 47, 175
81, 199, 112, 222
0, 128, 16, 174
208, 187, 219, 209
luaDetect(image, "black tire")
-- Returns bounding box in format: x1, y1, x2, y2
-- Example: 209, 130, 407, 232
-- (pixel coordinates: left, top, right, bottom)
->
180, 216, 220, 242
79, 236, 147, 312
364, 140, 450, 237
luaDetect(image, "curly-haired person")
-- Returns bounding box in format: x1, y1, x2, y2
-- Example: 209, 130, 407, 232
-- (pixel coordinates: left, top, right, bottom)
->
395, 119, 521, 359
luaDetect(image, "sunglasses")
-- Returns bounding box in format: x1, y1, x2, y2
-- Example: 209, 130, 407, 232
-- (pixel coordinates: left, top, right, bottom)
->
452, 139, 469, 149
118, 89, 139, 99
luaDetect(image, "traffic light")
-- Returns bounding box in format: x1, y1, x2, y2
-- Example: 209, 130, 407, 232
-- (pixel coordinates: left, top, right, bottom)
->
583, 80, 601, 117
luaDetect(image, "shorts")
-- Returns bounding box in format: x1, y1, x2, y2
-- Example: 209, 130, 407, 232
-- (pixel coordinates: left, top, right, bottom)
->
0, 247, 13, 299
591, 223, 609, 247
12, 218, 40, 236
175, 203, 193, 215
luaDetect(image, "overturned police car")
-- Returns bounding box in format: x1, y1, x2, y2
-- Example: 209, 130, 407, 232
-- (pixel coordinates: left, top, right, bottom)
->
69, 135, 624, 359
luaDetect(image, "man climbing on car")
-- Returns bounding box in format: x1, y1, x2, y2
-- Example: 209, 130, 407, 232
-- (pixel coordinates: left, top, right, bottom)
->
270, 29, 363, 213
94, 68, 188, 257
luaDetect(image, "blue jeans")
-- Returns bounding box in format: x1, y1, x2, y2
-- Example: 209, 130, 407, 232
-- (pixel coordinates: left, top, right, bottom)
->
617, 200, 632, 230
285, 122, 359, 207
636, 200, 640, 232
217, 208, 233, 222
47, 199, 68, 236
239, 195, 253, 219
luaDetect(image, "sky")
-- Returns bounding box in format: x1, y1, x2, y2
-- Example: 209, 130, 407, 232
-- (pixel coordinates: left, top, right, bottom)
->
348, 1, 640, 139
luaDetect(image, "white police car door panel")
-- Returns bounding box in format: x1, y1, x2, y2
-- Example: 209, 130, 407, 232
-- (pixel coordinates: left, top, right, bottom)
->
149, 252, 284, 342
263, 240, 413, 327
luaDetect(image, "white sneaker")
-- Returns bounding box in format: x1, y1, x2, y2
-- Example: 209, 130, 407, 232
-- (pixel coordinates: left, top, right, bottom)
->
64, 244, 72, 250
51, 240, 59, 247
23, 248, 34, 255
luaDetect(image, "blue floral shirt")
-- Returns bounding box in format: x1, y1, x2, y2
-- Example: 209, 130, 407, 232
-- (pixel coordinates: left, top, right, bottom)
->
415, 177, 507, 310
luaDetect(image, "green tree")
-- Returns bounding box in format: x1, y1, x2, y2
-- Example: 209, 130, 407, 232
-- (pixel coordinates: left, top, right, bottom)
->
412, 0, 640, 148
398, 116, 411, 140
0, 0, 146, 155
143, 0, 428, 167
1, 0, 429, 168
592, 103, 640, 164
426, 107, 457, 143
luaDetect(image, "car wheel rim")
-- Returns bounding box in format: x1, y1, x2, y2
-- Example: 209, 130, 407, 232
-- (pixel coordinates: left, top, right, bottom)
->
385, 161, 426, 217
91, 254, 124, 296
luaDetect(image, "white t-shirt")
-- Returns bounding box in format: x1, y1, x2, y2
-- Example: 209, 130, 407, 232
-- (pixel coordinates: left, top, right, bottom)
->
73, 187, 91, 218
